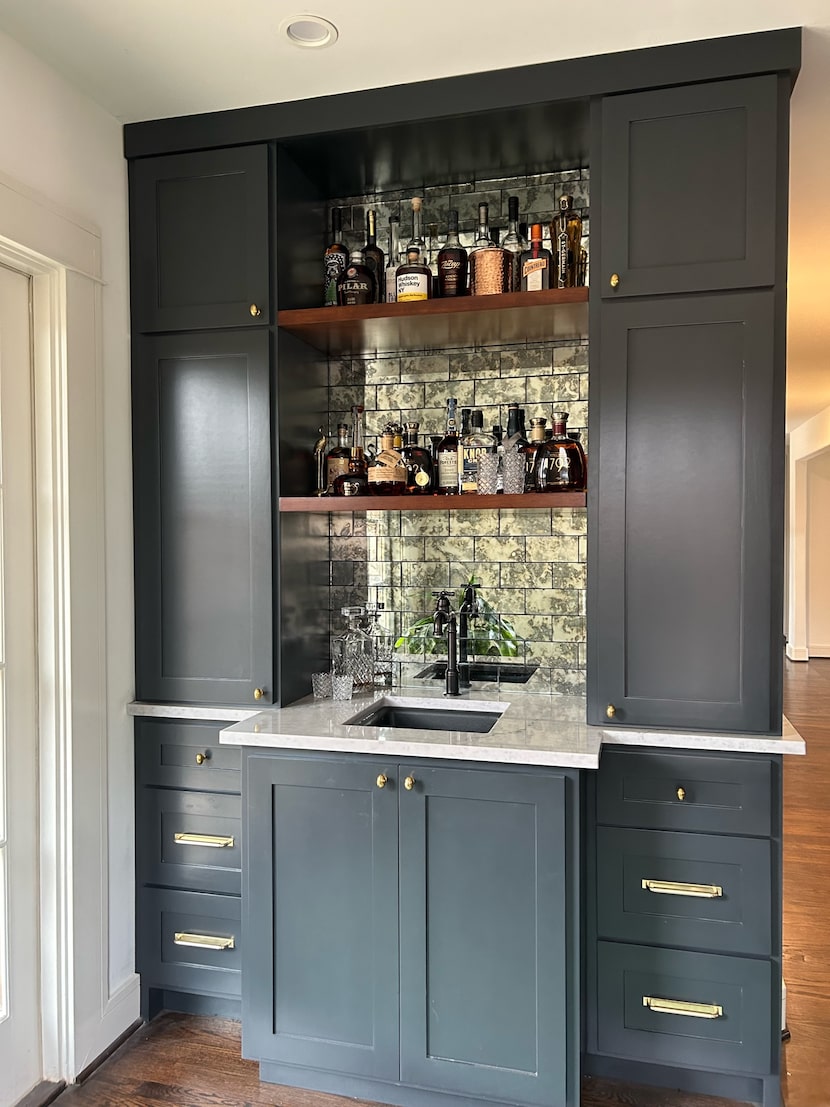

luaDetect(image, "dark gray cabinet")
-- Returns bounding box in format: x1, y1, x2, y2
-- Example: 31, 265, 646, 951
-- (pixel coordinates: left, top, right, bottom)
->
244, 751, 578, 1107
132, 330, 273, 706
135, 718, 243, 1019
129, 144, 271, 333
599, 75, 780, 298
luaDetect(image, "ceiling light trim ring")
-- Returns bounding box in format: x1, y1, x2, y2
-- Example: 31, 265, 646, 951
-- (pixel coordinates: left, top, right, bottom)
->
280, 14, 339, 49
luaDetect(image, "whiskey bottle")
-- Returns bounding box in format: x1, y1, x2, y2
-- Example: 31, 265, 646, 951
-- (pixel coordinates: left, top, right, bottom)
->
505, 402, 529, 447
396, 246, 431, 302
437, 210, 468, 297
323, 208, 349, 307
362, 209, 385, 303
471, 202, 494, 250
533, 411, 586, 492
337, 249, 376, 305
332, 405, 369, 496
436, 397, 461, 495
385, 216, 401, 302
325, 421, 351, 493
406, 196, 427, 264
519, 224, 552, 291
367, 426, 408, 495
502, 196, 527, 292
400, 422, 434, 493
550, 195, 583, 288
522, 416, 547, 491
460, 410, 497, 493
469, 201, 510, 295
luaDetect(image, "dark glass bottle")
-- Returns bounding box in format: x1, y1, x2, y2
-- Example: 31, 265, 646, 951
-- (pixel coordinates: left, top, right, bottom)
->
519, 223, 552, 291
505, 402, 529, 447
502, 195, 527, 292
436, 397, 461, 495
332, 405, 369, 496
400, 422, 434, 493
337, 250, 375, 306
522, 416, 547, 491
550, 195, 583, 288
325, 421, 350, 493
533, 411, 586, 492
437, 210, 468, 297
323, 208, 349, 307
385, 216, 401, 302
461, 407, 472, 438
367, 428, 407, 495
362, 209, 385, 303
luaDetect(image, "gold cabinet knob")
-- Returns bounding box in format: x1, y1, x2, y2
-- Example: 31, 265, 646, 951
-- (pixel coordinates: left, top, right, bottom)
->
676, 786, 686, 801
404, 775, 416, 791
254, 687, 265, 700
609, 273, 620, 289
195, 752, 206, 765
376, 774, 388, 789
606, 704, 616, 718
249, 303, 261, 317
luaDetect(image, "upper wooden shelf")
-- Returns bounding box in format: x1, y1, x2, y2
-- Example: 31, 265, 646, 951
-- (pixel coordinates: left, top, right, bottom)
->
280, 491, 586, 513
277, 288, 589, 356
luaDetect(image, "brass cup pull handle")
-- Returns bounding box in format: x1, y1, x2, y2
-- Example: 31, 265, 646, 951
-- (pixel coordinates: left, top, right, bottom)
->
254, 687, 265, 700
175, 832, 235, 849
376, 774, 388, 789
249, 303, 261, 317
642, 878, 723, 899
676, 786, 686, 801
606, 704, 616, 718
643, 995, 723, 1020
610, 273, 620, 289
174, 932, 235, 951
404, 775, 416, 791
195, 752, 207, 765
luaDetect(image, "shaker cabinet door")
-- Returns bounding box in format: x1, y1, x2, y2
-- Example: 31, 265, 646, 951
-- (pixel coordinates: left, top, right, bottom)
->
129, 145, 270, 332
132, 330, 273, 706
600, 76, 779, 298
588, 291, 780, 732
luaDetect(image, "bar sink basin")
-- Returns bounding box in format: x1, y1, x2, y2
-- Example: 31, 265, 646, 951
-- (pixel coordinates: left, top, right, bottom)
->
344, 697, 506, 734
415, 661, 539, 685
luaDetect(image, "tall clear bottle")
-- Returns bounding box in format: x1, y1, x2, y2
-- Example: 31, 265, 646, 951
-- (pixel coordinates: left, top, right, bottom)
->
436, 397, 461, 495
502, 195, 527, 292
471, 202, 494, 250
437, 210, 468, 297
385, 216, 401, 302
323, 208, 349, 306
460, 410, 497, 493
406, 197, 428, 263
362, 209, 385, 302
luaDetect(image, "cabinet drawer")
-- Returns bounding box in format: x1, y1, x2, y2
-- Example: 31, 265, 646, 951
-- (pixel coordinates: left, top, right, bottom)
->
138, 788, 241, 895
136, 719, 241, 793
597, 942, 773, 1076
597, 749, 773, 836
138, 888, 241, 998
597, 827, 772, 956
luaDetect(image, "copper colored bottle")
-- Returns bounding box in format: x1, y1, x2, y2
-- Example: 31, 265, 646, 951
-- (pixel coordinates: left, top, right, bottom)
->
533, 411, 586, 492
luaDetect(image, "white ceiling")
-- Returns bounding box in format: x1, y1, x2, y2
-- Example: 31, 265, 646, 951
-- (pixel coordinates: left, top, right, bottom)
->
0, 0, 827, 429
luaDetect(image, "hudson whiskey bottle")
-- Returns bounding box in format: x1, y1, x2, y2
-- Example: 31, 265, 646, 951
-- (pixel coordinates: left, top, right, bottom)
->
323, 208, 349, 306
337, 250, 375, 305
551, 195, 583, 288
534, 411, 586, 492
396, 246, 431, 301
519, 224, 552, 291
437, 210, 468, 297
436, 397, 461, 495
362, 209, 385, 303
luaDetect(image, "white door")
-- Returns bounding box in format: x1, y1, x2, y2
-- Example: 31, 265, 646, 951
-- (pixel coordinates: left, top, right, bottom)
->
0, 264, 41, 1104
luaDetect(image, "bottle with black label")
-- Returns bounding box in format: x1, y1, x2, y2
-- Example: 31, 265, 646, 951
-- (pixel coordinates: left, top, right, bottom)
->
362, 209, 385, 303
400, 422, 434, 493
436, 397, 461, 495
323, 208, 349, 306
337, 249, 376, 306
437, 210, 468, 297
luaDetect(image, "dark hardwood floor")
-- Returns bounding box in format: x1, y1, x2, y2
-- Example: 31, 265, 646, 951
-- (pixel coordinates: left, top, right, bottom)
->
52, 658, 830, 1107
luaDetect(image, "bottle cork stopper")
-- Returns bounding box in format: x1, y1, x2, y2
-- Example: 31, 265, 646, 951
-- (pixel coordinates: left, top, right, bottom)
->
411, 197, 422, 212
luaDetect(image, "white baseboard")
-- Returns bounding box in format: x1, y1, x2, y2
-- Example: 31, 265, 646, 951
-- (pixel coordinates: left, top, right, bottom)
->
786, 644, 810, 661
72, 974, 140, 1080
807, 645, 830, 658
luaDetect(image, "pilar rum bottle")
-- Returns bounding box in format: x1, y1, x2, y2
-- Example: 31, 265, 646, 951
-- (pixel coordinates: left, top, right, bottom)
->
362, 209, 385, 302
323, 208, 349, 306
337, 249, 375, 305
437, 210, 468, 297
436, 397, 461, 495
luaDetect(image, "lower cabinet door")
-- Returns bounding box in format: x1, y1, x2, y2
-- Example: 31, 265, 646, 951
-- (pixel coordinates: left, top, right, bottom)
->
399, 765, 571, 1107
243, 754, 400, 1080
597, 941, 774, 1075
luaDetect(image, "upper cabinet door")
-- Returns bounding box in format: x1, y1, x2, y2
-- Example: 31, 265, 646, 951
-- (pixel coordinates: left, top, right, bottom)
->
600, 76, 778, 298
130, 145, 270, 332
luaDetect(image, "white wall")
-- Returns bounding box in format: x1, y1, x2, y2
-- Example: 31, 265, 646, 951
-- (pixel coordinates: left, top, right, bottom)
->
807, 450, 830, 655
0, 28, 136, 1074
787, 404, 830, 659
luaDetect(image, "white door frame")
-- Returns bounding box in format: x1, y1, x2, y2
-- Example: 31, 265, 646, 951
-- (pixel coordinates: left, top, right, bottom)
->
0, 168, 139, 1082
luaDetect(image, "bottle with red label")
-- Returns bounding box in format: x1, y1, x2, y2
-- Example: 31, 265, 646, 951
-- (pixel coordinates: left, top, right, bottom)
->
519, 224, 552, 292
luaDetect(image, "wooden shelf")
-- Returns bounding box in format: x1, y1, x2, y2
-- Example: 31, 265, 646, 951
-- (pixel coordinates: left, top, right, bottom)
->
279, 492, 586, 512
277, 288, 589, 356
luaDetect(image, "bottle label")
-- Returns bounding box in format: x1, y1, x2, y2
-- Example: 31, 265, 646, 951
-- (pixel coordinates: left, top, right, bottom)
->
523, 256, 548, 292
324, 253, 346, 305
557, 230, 570, 288
396, 272, 430, 301
385, 269, 397, 302
461, 445, 480, 493
414, 467, 431, 487
437, 451, 459, 491
326, 456, 350, 488
339, 275, 373, 305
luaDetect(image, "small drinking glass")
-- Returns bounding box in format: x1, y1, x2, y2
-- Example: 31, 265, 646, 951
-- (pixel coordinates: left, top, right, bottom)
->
476, 452, 499, 495
502, 447, 525, 495
311, 672, 332, 699
331, 673, 354, 701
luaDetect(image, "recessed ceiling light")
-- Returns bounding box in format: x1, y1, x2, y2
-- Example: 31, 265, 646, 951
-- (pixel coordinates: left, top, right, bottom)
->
281, 14, 339, 48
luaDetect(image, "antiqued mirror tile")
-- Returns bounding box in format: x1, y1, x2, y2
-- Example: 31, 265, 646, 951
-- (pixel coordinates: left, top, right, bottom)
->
551, 562, 587, 589
425, 379, 475, 407
551, 508, 588, 536
527, 535, 580, 563
366, 511, 401, 538
525, 588, 581, 616
578, 535, 588, 562
394, 536, 426, 562
330, 537, 368, 562
400, 354, 450, 382
424, 536, 476, 562
401, 511, 449, 537
500, 347, 552, 376
550, 669, 587, 696
448, 509, 490, 536
481, 587, 526, 614
474, 536, 525, 564
498, 508, 551, 536
363, 357, 401, 385
402, 561, 451, 590
529, 641, 581, 665
501, 562, 552, 589
450, 350, 500, 379
553, 343, 589, 372
455, 562, 499, 590
552, 615, 586, 642
475, 377, 527, 408
511, 614, 552, 641
374, 381, 426, 413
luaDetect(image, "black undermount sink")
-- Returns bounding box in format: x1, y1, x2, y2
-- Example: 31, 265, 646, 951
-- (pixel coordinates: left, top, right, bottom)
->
344, 698, 505, 734
416, 661, 539, 685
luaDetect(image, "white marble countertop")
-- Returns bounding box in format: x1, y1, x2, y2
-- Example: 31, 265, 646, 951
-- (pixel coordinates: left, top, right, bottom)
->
216, 686, 806, 769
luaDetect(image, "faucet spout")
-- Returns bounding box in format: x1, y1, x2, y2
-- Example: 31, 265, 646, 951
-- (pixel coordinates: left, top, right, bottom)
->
432, 590, 461, 697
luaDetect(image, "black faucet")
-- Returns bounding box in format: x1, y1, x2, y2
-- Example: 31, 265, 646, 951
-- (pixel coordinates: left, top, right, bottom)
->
457, 581, 480, 689
432, 590, 460, 696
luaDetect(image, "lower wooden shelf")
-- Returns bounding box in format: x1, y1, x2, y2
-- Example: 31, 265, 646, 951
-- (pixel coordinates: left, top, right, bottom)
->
279, 492, 586, 512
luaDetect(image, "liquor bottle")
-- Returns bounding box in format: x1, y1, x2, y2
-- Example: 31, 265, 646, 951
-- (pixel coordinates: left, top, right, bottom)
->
332, 405, 369, 496
323, 208, 349, 307
576, 245, 588, 288
502, 195, 527, 292
400, 421, 434, 493
460, 410, 497, 493
436, 397, 461, 495
362, 209, 385, 303
550, 195, 583, 288
337, 249, 375, 305
519, 224, 552, 291
332, 606, 374, 688
385, 216, 401, 302
471, 202, 494, 251
325, 421, 350, 493
469, 201, 510, 295
533, 410, 586, 492
461, 408, 472, 438
505, 402, 529, 447
522, 416, 547, 491
396, 246, 431, 302
367, 426, 407, 495
406, 197, 427, 264
437, 210, 468, 297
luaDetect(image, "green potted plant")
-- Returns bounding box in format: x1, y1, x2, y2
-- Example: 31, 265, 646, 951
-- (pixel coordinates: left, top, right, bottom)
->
394, 576, 520, 658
